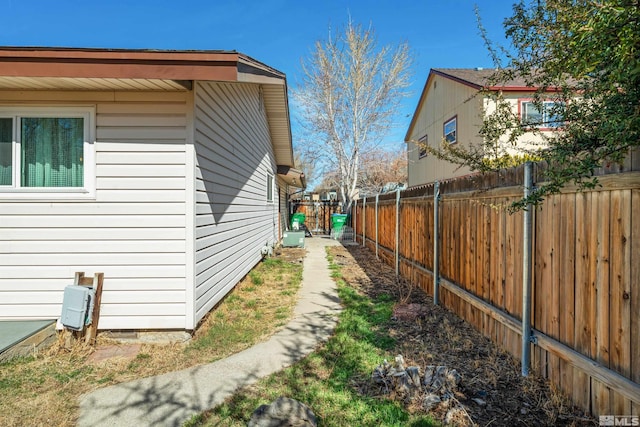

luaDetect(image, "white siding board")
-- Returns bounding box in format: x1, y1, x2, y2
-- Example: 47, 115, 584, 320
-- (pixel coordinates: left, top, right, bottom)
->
193, 81, 279, 325
0, 278, 184, 291
0, 253, 185, 266
97, 152, 186, 164
96, 190, 185, 202
97, 177, 186, 190
0, 202, 185, 215
0, 265, 186, 279
99, 164, 185, 177
1, 215, 185, 228
2, 240, 186, 253
98, 141, 187, 152
0, 228, 185, 241
0, 92, 189, 329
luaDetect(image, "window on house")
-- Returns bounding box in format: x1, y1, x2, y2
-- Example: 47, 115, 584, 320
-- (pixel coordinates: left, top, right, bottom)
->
266, 172, 274, 203
418, 135, 428, 158
444, 116, 457, 144
0, 107, 94, 197
521, 100, 564, 129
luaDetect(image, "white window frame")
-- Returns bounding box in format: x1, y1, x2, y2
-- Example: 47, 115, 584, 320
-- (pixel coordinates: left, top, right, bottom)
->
266, 172, 274, 203
418, 135, 428, 159
444, 116, 457, 144
0, 106, 95, 200
520, 100, 565, 130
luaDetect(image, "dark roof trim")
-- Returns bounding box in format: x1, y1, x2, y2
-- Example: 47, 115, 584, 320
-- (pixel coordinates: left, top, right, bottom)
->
277, 165, 306, 189
0, 46, 285, 83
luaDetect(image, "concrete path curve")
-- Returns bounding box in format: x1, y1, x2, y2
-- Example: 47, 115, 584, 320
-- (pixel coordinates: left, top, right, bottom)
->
78, 236, 342, 427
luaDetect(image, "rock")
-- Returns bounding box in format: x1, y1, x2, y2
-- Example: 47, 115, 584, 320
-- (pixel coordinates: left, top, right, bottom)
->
423, 393, 442, 410
394, 371, 412, 394
248, 397, 317, 427
444, 407, 467, 425
394, 354, 406, 371
472, 398, 486, 406
406, 366, 421, 387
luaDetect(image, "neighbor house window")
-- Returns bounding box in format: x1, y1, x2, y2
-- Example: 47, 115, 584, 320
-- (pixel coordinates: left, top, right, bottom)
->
520, 100, 564, 129
418, 135, 428, 158
0, 107, 94, 198
444, 116, 457, 144
266, 172, 274, 203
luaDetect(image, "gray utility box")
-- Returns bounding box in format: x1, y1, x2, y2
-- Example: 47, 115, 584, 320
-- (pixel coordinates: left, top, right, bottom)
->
282, 231, 305, 248
60, 285, 95, 331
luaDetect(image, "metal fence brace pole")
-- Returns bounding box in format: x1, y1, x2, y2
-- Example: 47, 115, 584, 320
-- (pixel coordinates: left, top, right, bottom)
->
375, 194, 379, 259
353, 199, 357, 242
363, 196, 366, 247
521, 162, 534, 376
395, 188, 401, 276
433, 181, 441, 306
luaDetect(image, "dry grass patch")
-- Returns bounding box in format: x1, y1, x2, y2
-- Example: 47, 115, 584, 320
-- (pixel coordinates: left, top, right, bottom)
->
0, 248, 305, 427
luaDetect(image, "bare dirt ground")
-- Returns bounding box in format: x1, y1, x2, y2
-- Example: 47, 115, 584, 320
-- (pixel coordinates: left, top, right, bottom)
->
332, 243, 597, 427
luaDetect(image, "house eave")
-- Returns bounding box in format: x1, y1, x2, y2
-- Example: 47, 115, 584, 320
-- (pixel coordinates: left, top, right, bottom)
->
0, 46, 295, 166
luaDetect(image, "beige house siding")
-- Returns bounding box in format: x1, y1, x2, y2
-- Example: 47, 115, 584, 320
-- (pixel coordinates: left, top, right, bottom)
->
407, 74, 482, 186
0, 90, 190, 330
193, 82, 279, 323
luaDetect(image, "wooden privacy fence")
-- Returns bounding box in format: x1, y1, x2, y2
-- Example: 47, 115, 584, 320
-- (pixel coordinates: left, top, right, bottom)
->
352, 165, 640, 418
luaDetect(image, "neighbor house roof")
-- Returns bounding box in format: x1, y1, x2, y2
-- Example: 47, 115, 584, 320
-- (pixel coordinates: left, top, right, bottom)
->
405, 68, 541, 142
0, 46, 294, 167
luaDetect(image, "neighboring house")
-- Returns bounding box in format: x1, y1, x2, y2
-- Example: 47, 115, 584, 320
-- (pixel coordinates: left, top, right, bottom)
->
0, 47, 305, 331
405, 68, 563, 186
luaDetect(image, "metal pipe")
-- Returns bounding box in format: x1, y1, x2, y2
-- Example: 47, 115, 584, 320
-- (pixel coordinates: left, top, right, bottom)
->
353, 199, 357, 243
522, 161, 534, 376
375, 194, 379, 259
362, 196, 366, 247
433, 181, 441, 305
395, 188, 401, 276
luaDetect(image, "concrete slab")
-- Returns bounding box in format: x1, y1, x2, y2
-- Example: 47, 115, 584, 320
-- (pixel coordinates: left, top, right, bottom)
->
78, 236, 342, 427
0, 320, 55, 356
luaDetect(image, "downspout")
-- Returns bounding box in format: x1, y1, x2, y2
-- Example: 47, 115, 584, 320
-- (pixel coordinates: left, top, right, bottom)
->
521, 162, 534, 376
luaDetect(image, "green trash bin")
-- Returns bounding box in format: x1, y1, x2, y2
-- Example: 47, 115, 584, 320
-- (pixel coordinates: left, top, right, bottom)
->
291, 212, 306, 230
331, 214, 348, 239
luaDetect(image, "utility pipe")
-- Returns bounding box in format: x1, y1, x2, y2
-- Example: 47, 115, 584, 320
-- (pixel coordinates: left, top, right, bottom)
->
353, 199, 357, 243
521, 162, 534, 376
395, 188, 401, 276
433, 181, 441, 305
362, 196, 366, 247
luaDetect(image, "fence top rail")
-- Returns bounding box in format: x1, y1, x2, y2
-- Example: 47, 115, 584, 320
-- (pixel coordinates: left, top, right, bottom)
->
355, 167, 640, 205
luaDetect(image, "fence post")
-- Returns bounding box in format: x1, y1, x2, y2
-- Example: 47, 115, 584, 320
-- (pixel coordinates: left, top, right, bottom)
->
353, 199, 357, 243
362, 196, 366, 247
433, 181, 441, 305
395, 188, 401, 276
521, 162, 534, 376
375, 194, 379, 259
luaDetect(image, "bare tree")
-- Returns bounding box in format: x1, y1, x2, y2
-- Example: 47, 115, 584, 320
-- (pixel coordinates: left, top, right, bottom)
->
294, 20, 412, 211
358, 147, 407, 195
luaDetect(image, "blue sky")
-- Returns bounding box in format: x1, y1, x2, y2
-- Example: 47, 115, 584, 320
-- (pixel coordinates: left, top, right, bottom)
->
2, 0, 516, 149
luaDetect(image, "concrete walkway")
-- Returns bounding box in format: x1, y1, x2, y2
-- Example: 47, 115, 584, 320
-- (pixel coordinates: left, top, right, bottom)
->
78, 236, 342, 427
